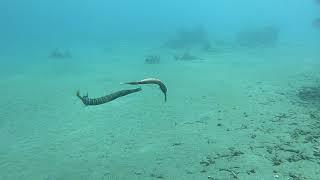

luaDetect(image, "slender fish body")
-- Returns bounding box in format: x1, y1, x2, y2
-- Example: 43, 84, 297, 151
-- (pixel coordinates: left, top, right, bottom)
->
76, 87, 142, 106
124, 78, 167, 102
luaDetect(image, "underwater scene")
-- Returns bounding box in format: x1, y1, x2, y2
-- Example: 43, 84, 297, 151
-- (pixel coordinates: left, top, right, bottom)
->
1, 0, 320, 179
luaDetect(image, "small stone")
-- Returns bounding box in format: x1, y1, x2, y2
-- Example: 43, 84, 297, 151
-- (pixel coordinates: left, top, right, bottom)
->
247, 169, 256, 174
200, 169, 207, 173
134, 171, 142, 175
273, 170, 278, 173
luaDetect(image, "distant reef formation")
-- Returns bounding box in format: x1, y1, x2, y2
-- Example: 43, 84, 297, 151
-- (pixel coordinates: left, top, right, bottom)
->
312, 18, 320, 29
236, 26, 279, 48
163, 26, 211, 50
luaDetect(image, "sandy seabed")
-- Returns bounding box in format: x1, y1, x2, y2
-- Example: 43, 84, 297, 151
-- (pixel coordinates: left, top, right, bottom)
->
0, 44, 319, 180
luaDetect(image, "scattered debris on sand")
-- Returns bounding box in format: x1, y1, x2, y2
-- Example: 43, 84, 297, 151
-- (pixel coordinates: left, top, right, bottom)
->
173, 52, 204, 61
49, 48, 72, 59
297, 86, 320, 106
145, 55, 160, 64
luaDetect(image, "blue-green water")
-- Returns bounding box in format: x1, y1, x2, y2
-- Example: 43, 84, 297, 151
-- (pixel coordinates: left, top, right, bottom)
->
1, 1, 320, 179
